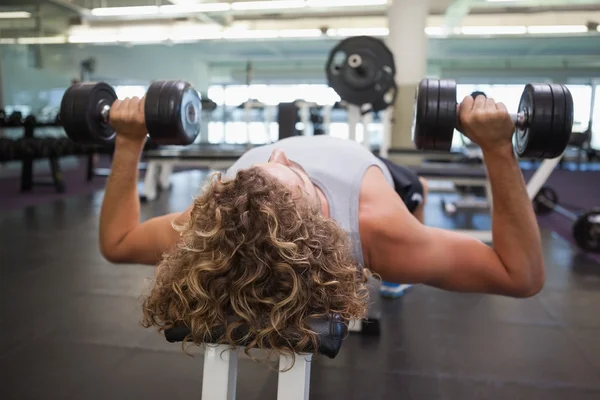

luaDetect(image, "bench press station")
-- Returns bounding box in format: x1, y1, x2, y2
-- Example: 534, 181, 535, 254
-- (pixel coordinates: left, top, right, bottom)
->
164, 314, 348, 400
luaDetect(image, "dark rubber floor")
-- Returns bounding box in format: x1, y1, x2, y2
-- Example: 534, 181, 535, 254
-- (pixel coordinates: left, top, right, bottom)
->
1, 170, 600, 400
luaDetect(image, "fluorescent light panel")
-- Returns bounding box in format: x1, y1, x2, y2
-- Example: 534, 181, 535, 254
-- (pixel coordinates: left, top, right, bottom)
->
527, 25, 588, 34
231, 1, 305, 11
0, 11, 31, 19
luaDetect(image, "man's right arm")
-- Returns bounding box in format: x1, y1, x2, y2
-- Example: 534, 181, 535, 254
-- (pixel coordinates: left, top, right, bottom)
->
98, 97, 191, 265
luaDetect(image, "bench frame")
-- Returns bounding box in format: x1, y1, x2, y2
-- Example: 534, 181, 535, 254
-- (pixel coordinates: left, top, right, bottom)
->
202, 344, 313, 400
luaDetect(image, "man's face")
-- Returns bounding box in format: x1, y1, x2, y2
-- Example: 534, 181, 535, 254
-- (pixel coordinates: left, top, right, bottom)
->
255, 149, 320, 209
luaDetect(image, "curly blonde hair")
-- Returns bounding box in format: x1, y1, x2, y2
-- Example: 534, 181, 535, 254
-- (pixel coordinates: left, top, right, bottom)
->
141, 167, 369, 364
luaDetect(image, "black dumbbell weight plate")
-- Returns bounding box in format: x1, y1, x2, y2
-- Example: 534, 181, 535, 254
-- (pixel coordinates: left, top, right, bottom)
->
413, 79, 456, 151
533, 186, 558, 215
435, 79, 457, 152
573, 209, 600, 253
545, 84, 573, 159
515, 84, 571, 159
60, 82, 117, 145
326, 36, 396, 107
145, 80, 201, 146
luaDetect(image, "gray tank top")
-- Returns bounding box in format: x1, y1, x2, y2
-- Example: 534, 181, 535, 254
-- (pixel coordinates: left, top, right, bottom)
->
225, 136, 393, 266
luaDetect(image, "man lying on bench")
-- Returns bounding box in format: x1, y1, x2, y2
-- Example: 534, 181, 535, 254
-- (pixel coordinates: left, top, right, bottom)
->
98, 95, 545, 363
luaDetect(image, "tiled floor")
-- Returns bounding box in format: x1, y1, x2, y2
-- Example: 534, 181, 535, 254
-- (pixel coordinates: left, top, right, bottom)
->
1, 170, 599, 400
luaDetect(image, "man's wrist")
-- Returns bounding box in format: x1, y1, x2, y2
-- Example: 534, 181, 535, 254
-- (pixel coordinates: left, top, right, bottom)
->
482, 143, 516, 162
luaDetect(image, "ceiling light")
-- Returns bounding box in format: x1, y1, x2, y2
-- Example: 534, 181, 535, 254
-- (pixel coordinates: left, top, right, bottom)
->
461, 26, 527, 35
91, 6, 160, 16
18, 36, 65, 44
0, 11, 31, 19
231, 1, 306, 11
222, 29, 280, 39
278, 29, 323, 38
160, 4, 231, 14
307, 0, 387, 7
527, 25, 589, 34
334, 27, 389, 37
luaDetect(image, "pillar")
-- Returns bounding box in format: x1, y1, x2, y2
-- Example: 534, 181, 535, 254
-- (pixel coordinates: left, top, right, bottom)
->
192, 60, 211, 143
387, 0, 430, 150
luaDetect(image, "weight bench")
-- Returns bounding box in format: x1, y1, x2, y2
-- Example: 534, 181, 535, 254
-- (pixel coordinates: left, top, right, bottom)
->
164, 314, 347, 400
140, 147, 246, 202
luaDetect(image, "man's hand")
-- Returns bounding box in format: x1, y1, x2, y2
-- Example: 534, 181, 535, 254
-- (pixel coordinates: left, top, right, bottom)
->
109, 97, 147, 144
458, 95, 515, 155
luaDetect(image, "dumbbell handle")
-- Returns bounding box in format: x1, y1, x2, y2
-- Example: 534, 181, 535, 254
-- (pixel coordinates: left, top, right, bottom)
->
100, 104, 111, 123
510, 112, 527, 128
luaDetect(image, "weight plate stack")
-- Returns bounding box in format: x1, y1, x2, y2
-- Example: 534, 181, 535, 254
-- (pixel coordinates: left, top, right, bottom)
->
573, 210, 600, 253
60, 82, 117, 146
145, 80, 201, 146
533, 186, 558, 215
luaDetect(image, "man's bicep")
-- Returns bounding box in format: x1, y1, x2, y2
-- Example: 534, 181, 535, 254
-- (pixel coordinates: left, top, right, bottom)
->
372, 222, 514, 295
109, 207, 192, 265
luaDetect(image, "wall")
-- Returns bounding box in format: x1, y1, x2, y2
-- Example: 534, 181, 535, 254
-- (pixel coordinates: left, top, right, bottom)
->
0, 45, 72, 113
39, 44, 211, 94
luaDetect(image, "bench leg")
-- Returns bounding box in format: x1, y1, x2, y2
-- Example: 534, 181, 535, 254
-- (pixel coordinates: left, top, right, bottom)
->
141, 161, 159, 202
202, 344, 238, 400
278, 353, 312, 400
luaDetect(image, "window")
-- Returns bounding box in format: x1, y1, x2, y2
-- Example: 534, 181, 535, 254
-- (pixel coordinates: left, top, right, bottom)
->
592, 85, 600, 150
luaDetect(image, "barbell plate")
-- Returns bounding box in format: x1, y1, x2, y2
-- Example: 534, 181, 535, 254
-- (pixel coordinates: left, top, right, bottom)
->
145, 80, 201, 146
326, 36, 396, 107
59, 82, 117, 145
532, 186, 558, 215
515, 84, 556, 158
371, 82, 397, 113
572, 209, 600, 253
435, 79, 457, 152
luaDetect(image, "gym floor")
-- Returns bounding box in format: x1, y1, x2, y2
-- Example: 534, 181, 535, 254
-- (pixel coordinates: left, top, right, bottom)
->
1, 170, 600, 400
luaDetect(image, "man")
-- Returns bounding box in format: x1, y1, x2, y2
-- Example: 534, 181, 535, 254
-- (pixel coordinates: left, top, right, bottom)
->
99, 94, 544, 356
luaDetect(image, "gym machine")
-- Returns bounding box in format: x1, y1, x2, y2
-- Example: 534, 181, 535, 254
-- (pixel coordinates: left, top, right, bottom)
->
533, 186, 600, 253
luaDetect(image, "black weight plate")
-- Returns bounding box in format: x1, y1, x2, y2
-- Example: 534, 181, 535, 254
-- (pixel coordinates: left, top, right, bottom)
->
326, 36, 396, 107
543, 84, 573, 159
59, 82, 117, 145
533, 186, 558, 215
434, 79, 457, 152
413, 79, 435, 150
145, 80, 201, 145
572, 209, 600, 253
515, 84, 554, 158
371, 82, 397, 113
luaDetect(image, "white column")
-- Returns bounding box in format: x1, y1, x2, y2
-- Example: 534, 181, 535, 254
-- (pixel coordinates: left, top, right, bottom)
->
387, 0, 430, 149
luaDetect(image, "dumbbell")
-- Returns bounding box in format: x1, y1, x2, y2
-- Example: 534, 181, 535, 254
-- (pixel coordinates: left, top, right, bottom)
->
7, 111, 23, 127
412, 79, 574, 159
59, 80, 201, 146
0, 138, 15, 162
533, 186, 600, 253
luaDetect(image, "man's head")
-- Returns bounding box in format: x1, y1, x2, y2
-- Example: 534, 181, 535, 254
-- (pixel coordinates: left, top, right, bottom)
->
142, 161, 368, 361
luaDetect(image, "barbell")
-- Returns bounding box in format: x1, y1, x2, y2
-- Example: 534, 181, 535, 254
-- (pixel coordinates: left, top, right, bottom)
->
412, 79, 574, 159
59, 80, 201, 146
533, 186, 600, 253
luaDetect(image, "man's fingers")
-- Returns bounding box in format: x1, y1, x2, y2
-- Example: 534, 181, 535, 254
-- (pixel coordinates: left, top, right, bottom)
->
495, 102, 508, 113
486, 98, 496, 110
473, 94, 487, 109
461, 96, 475, 111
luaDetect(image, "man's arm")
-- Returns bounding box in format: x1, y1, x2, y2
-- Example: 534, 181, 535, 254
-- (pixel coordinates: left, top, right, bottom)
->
98, 97, 191, 265
364, 97, 544, 297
